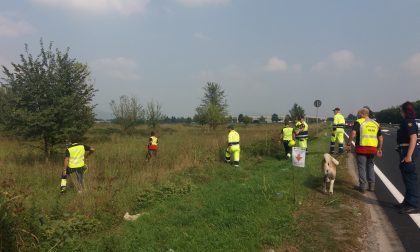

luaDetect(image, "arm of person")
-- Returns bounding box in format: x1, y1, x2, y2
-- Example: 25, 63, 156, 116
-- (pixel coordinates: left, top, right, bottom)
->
377, 135, 383, 157
346, 130, 356, 151
402, 134, 417, 163
63, 157, 69, 176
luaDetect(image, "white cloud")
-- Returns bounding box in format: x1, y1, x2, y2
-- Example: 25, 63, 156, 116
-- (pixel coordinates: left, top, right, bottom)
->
404, 53, 420, 75
193, 32, 209, 41
312, 49, 359, 73
265, 56, 288, 72
176, 0, 230, 7
0, 15, 35, 37
91, 57, 140, 81
30, 0, 150, 15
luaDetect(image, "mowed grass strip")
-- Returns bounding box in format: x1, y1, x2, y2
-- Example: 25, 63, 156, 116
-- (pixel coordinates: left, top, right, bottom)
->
83, 131, 366, 251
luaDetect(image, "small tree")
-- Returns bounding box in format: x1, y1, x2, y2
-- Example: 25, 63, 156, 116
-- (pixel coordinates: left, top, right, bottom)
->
0, 40, 96, 156
110, 95, 144, 132
145, 99, 165, 129
243, 116, 253, 125
271, 113, 279, 123
259, 116, 266, 123
289, 103, 305, 121
284, 115, 292, 124
238, 113, 244, 123
194, 82, 228, 129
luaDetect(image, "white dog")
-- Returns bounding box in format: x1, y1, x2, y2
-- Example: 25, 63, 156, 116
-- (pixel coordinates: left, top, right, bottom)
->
322, 153, 339, 194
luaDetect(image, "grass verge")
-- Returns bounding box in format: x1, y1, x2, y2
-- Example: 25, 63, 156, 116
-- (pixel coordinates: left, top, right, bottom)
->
79, 130, 366, 251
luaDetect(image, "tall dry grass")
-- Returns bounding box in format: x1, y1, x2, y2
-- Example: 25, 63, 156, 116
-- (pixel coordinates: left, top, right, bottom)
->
0, 124, 287, 217
1, 122, 329, 250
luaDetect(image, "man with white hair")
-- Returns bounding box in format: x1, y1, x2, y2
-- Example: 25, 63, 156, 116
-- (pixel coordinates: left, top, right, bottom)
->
346, 107, 383, 193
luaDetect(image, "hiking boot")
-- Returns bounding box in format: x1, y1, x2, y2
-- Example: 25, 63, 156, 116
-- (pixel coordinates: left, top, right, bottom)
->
399, 206, 419, 214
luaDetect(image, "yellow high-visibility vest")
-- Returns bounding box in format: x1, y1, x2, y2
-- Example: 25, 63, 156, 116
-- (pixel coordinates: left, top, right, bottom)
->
357, 118, 379, 147
68, 144, 85, 168
282, 127, 294, 141
150, 136, 158, 146
228, 130, 240, 145
295, 121, 308, 139
333, 113, 346, 130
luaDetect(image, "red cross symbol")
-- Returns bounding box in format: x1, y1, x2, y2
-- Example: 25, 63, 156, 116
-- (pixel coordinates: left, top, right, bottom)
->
295, 153, 303, 161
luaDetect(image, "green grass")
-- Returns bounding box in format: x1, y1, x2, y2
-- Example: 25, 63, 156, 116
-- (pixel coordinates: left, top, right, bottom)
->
79, 127, 358, 251
1, 124, 366, 251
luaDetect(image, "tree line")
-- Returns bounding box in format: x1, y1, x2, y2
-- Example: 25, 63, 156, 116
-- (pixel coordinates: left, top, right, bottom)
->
374, 100, 420, 123
0, 40, 307, 157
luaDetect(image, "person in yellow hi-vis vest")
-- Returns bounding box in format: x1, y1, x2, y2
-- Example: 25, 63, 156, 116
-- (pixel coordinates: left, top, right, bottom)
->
225, 124, 240, 167
61, 143, 95, 193
346, 107, 383, 193
146, 131, 159, 161
295, 116, 309, 152
330, 107, 346, 154
280, 121, 295, 158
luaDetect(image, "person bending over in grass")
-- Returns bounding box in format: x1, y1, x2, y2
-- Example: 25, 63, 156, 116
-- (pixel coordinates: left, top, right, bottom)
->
146, 131, 159, 161
61, 143, 95, 193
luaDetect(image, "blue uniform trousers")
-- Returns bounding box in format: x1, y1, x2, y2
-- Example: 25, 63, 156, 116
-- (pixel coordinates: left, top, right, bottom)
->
399, 146, 419, 208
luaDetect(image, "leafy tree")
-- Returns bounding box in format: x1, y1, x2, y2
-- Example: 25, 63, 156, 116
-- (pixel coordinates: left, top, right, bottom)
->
243, 116, 253, 125
110, 95, 144, 132
145, 99, 165, 129
0, 40, 96, 156
238, 114, 244, 123
271, 113, 279, 123
259, 116, 266, 123
284, 114, 292, 124
375, 107, 399, 124
374, 100, 420, 124
289, 103, 305, 121
195, 82, 228, 129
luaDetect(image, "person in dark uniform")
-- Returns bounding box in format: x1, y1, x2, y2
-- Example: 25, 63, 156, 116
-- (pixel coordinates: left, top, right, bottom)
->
395, 101, 420, 214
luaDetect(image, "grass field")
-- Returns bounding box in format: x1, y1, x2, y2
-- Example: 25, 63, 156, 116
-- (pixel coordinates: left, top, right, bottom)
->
0, 123, 366, 251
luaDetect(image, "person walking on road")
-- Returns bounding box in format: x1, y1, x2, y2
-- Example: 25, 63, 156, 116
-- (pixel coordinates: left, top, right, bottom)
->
225, 124, 240, 167
280, 121, 295, 159
346, 107, 383, 193
395, 101, 420, 214
295, 116, 309, 152
330, 107, 346, 154
61, 143, 95, 193
146, 131, 159, 161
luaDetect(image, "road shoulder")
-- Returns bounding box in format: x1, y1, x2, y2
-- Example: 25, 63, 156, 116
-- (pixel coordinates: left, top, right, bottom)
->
347, 153, 404, 252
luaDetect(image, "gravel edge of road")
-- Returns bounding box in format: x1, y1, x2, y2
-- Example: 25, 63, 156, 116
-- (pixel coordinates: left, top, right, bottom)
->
347, 153, 405, 252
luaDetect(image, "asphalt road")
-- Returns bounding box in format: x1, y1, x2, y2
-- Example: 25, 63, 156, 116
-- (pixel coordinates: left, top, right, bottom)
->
349, 128, 420, 252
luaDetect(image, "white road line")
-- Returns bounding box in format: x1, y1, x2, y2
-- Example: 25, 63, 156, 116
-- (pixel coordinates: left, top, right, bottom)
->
345, 132, 420, 228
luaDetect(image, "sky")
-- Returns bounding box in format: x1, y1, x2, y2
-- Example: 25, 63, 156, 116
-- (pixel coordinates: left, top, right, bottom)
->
1, 0, 420, 118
